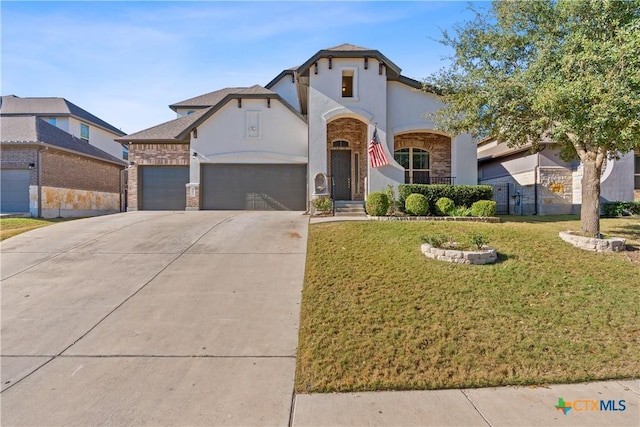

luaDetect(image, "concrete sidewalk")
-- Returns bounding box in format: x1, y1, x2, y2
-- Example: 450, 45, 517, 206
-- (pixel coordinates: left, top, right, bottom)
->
292, 380, 639, 426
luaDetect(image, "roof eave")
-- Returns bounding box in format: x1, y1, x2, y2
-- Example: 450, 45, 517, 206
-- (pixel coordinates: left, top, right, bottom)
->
297, 49, 402, 78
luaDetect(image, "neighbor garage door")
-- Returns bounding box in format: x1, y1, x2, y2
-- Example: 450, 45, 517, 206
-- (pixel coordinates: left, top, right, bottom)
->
139, 166, 189, 210
201, 164, 306, 210
1, 169, 30, 213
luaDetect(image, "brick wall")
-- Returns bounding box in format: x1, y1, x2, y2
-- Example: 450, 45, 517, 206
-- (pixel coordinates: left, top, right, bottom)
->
394, 133, 451, 179
0, 146, 38, 184
326, 118, 367, 201
127, 143, 190, 210
42, 149, 122, 193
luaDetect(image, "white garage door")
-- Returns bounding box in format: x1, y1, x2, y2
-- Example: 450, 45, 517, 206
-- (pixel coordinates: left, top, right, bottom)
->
1, 169, 30, 213
201, 164, 306, 210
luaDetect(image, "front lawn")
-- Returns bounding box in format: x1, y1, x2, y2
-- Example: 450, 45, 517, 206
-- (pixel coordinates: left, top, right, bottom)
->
295, 216, 640, 392
0, 217, 71, 241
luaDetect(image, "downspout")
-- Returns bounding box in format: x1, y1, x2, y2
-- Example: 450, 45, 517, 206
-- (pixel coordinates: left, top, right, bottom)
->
533, 145, 546, 215
37, 147, 47, 218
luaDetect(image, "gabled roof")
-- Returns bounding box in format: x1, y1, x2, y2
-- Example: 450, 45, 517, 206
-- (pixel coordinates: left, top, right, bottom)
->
0, 116, 125, 165
0, 95, 126, 136
296, 43, 402, 79
117, 108, 211, 142
119, 85, 306, 143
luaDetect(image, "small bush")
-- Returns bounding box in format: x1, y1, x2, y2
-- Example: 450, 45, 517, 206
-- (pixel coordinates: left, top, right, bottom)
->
312, 197, 332, 213
398, 184, 493, 213
601, 201, 640, 217
471, 200, 497, 217
405, 193, 430, 216
435, 197, 455, 216
468, 232, 489, 250
452, 206, 472, 217
366, 192, 390, 216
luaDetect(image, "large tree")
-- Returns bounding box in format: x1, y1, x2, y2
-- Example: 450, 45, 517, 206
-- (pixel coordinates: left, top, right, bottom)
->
426, 0, 640, 236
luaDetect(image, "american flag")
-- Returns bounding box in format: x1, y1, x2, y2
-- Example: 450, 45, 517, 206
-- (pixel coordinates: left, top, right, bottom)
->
368, 127, 388, 168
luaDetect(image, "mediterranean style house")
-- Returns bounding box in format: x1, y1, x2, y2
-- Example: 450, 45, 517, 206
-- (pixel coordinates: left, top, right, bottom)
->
0, 96, 126, 217
478, 138, 639, 215
118, 44, 477, 211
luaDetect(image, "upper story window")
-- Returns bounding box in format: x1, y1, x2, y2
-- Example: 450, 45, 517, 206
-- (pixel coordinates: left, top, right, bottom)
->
47, 118, 57, 126
342, 69, 355, 98
394, 147, 430, 184
122, 145, 129, 161
80, 123, 89, 141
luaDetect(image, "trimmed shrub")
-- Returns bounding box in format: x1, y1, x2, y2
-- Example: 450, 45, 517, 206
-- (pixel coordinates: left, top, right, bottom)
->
435, 197, 455, 216
405, 193, 430, 216
311, 196, 332, 213
398, 184, 493, 213
601, 201, 640, 217
366, 192, 390, 216
471, 200, 497, 217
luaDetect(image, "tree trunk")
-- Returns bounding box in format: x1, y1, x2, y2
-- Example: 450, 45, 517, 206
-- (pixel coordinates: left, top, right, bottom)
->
580, 154, 603, 237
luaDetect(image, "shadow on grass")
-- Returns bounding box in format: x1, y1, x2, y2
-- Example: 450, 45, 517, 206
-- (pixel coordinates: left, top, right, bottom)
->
498, 214, 580, 224
495, 252, 518, 263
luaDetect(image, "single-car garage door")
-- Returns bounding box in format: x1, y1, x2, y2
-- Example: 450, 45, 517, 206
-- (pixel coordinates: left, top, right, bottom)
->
201, 164, 306, 210
1, 169, 30, 213
140, 166, 189, 210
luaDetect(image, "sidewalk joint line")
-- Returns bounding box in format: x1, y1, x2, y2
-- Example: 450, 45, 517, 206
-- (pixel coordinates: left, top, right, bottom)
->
460, 389, 493, 427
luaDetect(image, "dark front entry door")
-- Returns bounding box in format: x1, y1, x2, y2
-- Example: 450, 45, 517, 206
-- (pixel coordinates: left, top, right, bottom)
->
331, 150, 351, 200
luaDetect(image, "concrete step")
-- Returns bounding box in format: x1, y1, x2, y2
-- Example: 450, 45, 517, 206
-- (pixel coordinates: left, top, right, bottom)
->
334, 201, 366, 217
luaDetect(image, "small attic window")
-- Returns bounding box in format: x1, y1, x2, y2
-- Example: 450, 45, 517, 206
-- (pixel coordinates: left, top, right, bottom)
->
342, 70, 354, 98
187, 110, 195, 115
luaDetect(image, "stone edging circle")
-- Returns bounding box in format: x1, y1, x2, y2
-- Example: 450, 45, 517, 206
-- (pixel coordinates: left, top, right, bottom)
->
559, 231, 626, 253
421, 243, 498, 265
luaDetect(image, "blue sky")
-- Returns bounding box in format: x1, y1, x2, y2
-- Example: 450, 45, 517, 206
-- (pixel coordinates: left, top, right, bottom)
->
1, 1, 481, 134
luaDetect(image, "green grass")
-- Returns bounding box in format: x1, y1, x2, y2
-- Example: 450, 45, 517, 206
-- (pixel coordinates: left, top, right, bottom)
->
295, 216, 640, 393
0, 217, 72, 241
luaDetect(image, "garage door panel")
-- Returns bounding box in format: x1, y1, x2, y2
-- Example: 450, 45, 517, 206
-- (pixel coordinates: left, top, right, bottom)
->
1, 170, 30, 213
201, 165, 306, 211
140, 167, 189, 211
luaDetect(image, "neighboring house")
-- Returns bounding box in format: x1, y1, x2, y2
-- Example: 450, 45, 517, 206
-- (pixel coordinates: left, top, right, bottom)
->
477, 139, 639, 215
0, 116, 126, 217
117, 44, 477, 211
0, 95, 127, 160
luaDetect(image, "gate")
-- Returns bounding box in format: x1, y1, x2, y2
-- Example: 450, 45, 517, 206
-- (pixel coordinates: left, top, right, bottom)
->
491, 183, 510, 214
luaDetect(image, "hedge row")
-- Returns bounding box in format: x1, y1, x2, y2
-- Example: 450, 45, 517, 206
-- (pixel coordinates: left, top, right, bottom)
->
398, 184, 494, 213
601, 201, 640, 217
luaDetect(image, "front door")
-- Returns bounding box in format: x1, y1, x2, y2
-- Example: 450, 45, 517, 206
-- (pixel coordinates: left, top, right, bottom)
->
331, 150, 351, 200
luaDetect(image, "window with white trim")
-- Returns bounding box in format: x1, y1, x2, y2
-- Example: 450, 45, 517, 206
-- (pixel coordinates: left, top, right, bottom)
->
341, 68, 357, 98
394, 148, 430, 184
80, 123, 89, 141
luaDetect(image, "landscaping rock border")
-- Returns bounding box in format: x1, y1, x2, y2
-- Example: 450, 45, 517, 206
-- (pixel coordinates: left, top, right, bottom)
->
369, 216, 500, 223
421, 242, 498, 265
559, 231, 626, 253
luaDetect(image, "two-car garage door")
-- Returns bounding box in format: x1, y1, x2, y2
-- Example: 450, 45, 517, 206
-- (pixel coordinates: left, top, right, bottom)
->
201, 164, 306, 211
139, 164, 306, 211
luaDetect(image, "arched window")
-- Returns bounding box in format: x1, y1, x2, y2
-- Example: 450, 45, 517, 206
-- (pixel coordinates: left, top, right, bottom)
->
394, 148, 430, 184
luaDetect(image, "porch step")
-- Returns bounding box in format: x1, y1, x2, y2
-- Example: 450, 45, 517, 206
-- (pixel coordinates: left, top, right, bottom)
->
334, 201, 366, 217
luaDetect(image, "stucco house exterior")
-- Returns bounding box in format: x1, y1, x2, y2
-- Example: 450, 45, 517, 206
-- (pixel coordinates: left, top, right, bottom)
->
0, 97, 127, 217
118, 44, 477, 211
477, 138, 639, 215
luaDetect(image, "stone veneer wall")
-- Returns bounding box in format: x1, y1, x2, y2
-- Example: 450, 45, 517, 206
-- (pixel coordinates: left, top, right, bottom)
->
127, 143, 190, 211
37, 186, 120, 218
559, 231, 626, 252
326, 118, 367, 201
394, 132, 451, 179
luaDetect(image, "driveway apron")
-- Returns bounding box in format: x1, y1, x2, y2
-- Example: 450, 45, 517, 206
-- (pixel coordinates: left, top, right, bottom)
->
1, 211, 308, 426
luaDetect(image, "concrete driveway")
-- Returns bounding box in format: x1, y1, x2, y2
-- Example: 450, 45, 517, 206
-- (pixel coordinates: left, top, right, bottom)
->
1, 211, 308, 426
